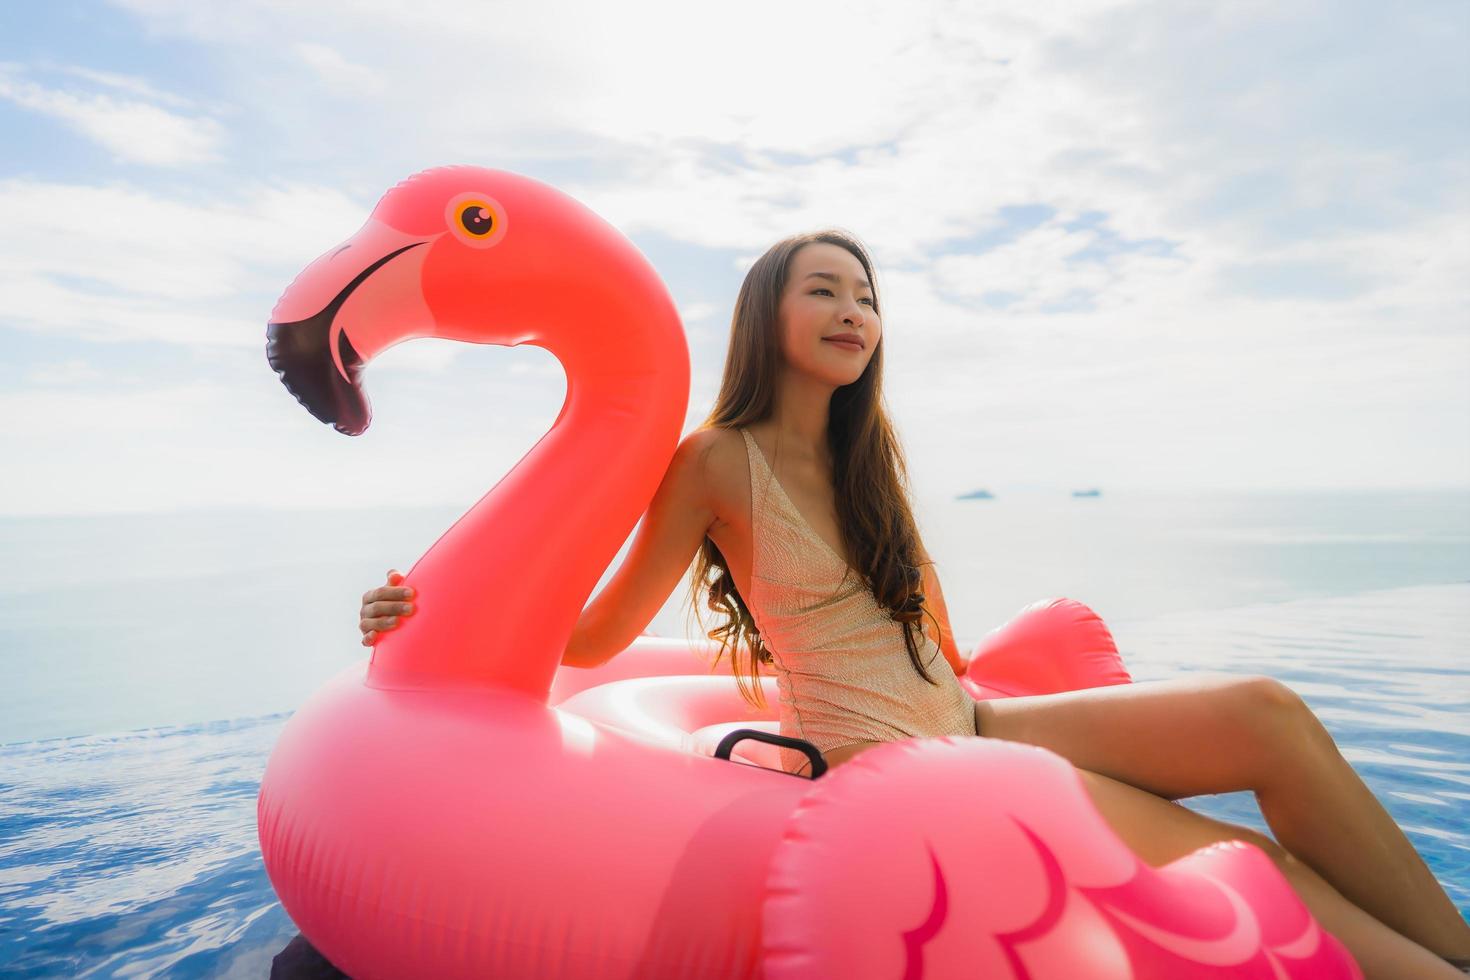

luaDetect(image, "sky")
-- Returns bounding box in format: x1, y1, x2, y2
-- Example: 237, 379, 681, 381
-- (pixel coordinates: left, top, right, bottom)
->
2, 0, 1467, 516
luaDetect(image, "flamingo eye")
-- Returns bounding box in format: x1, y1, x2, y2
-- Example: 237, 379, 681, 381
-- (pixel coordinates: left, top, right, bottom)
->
443, 192, 508, 248
459, 204, 494, 236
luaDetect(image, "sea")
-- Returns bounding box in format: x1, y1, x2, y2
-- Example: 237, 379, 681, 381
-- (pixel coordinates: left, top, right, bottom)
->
1, 488, 1467, 976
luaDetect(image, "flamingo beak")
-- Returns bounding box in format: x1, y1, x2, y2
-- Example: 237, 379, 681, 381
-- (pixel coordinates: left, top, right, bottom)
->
266, 220, 432, 436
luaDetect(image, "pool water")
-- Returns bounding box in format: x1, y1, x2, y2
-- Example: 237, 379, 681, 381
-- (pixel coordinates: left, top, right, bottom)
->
2, 582, 1466, 977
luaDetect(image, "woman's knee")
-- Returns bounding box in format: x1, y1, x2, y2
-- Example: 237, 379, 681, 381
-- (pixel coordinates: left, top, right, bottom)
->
1238, 674, 1305, 712
1204, 675, 1311, 745
1230, 675, 1338, 754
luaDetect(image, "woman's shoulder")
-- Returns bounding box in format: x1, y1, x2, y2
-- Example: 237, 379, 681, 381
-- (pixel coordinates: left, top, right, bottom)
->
679, 426, 750, 530
679, 424, 747, 466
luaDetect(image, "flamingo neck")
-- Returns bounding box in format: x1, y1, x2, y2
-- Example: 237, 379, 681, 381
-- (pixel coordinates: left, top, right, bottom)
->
365, 276, 689, 702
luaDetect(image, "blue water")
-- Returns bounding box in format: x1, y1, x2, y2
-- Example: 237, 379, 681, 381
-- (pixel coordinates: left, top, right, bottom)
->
1, 491, 1467, 975
0, 716, 290, 977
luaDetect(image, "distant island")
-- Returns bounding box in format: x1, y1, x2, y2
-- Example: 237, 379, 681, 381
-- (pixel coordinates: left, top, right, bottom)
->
1072, 488, 1102, 497
956, 488, 995, 500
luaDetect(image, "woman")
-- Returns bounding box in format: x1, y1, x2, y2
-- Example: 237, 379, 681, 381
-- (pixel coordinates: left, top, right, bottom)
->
358, 229, 1470, 976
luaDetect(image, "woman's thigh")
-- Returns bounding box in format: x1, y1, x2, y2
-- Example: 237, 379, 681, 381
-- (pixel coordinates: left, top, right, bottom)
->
1075, 766, 1286, 870
973, 673, 1297, 801
823, 740, 883, 769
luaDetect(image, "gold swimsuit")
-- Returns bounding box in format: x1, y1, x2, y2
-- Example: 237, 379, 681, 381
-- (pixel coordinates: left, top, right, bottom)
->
738, 427, 978, 776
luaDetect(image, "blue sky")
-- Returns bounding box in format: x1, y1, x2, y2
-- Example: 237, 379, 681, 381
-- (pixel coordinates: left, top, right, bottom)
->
3, 0, 1467, 515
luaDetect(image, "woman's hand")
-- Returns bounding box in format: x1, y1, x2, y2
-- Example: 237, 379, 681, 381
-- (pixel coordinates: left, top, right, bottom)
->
360, 569, 414, 646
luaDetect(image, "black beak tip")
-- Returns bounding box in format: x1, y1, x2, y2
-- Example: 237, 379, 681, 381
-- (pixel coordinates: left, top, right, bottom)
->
266, 314, 372, 436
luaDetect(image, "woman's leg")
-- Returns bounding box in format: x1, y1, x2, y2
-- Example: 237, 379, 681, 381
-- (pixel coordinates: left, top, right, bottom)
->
973, 674, 1470, 959
1075, 766, 1463, 979
822, 739, 882, 769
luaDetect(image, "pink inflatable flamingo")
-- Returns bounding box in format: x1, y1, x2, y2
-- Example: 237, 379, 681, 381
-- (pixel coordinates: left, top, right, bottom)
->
260, 166, 1361, 979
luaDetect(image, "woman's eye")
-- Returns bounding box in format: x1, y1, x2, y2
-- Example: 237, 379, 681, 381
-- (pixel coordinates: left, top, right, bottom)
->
811, 288, 875, 309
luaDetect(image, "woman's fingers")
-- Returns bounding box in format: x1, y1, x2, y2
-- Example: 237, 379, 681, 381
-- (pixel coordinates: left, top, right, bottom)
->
360, 600, 414, 633
360, 571, 416, 641
362, 587, 413, 604
364, 599, 413, 618
360, 591, 413, 630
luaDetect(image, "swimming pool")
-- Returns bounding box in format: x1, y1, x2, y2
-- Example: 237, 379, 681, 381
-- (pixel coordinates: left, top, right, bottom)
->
2, 582, 1465, 976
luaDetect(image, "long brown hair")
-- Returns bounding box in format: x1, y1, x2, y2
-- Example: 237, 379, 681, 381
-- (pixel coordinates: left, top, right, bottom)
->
685, 229, 944, 711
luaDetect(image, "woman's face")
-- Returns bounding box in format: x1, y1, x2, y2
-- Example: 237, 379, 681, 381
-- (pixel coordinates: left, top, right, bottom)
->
776, 242, 881, 387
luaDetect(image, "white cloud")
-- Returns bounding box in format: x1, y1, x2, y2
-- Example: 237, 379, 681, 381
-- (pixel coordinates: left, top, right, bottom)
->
0, 0, 1460, 514
927, 222, 1188, 315
0, 350, 572, 515
25, 359, 106, 385
292, 41, 387, 97
0, 177, 368, 347
53, 64, 195, 109
369, 338, 462, 374
677, 302, 718, 326
0, 69, 223, 166
3, 381, 221, 437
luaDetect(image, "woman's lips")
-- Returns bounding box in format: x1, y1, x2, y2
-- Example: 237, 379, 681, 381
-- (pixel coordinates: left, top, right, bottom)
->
823, 338, 863, 352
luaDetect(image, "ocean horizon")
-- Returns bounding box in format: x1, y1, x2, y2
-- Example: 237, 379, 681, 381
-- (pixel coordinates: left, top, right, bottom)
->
2, 486, 1465, 745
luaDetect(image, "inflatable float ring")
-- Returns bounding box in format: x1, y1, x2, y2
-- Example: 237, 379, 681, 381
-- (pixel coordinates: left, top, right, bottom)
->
258, 165, 1361, 979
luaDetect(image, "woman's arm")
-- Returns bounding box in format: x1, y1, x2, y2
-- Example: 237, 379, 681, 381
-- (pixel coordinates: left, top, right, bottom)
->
561, 429, 720, 668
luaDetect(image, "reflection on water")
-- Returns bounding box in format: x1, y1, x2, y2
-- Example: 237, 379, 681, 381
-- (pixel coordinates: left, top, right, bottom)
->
1, 583, 1466, 976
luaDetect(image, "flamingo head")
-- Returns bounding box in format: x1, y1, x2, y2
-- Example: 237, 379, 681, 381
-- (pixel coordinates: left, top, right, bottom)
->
266, 165, 647, 435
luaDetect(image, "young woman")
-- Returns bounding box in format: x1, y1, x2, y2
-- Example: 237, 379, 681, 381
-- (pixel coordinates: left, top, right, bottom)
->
358, 230, 1470, 976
